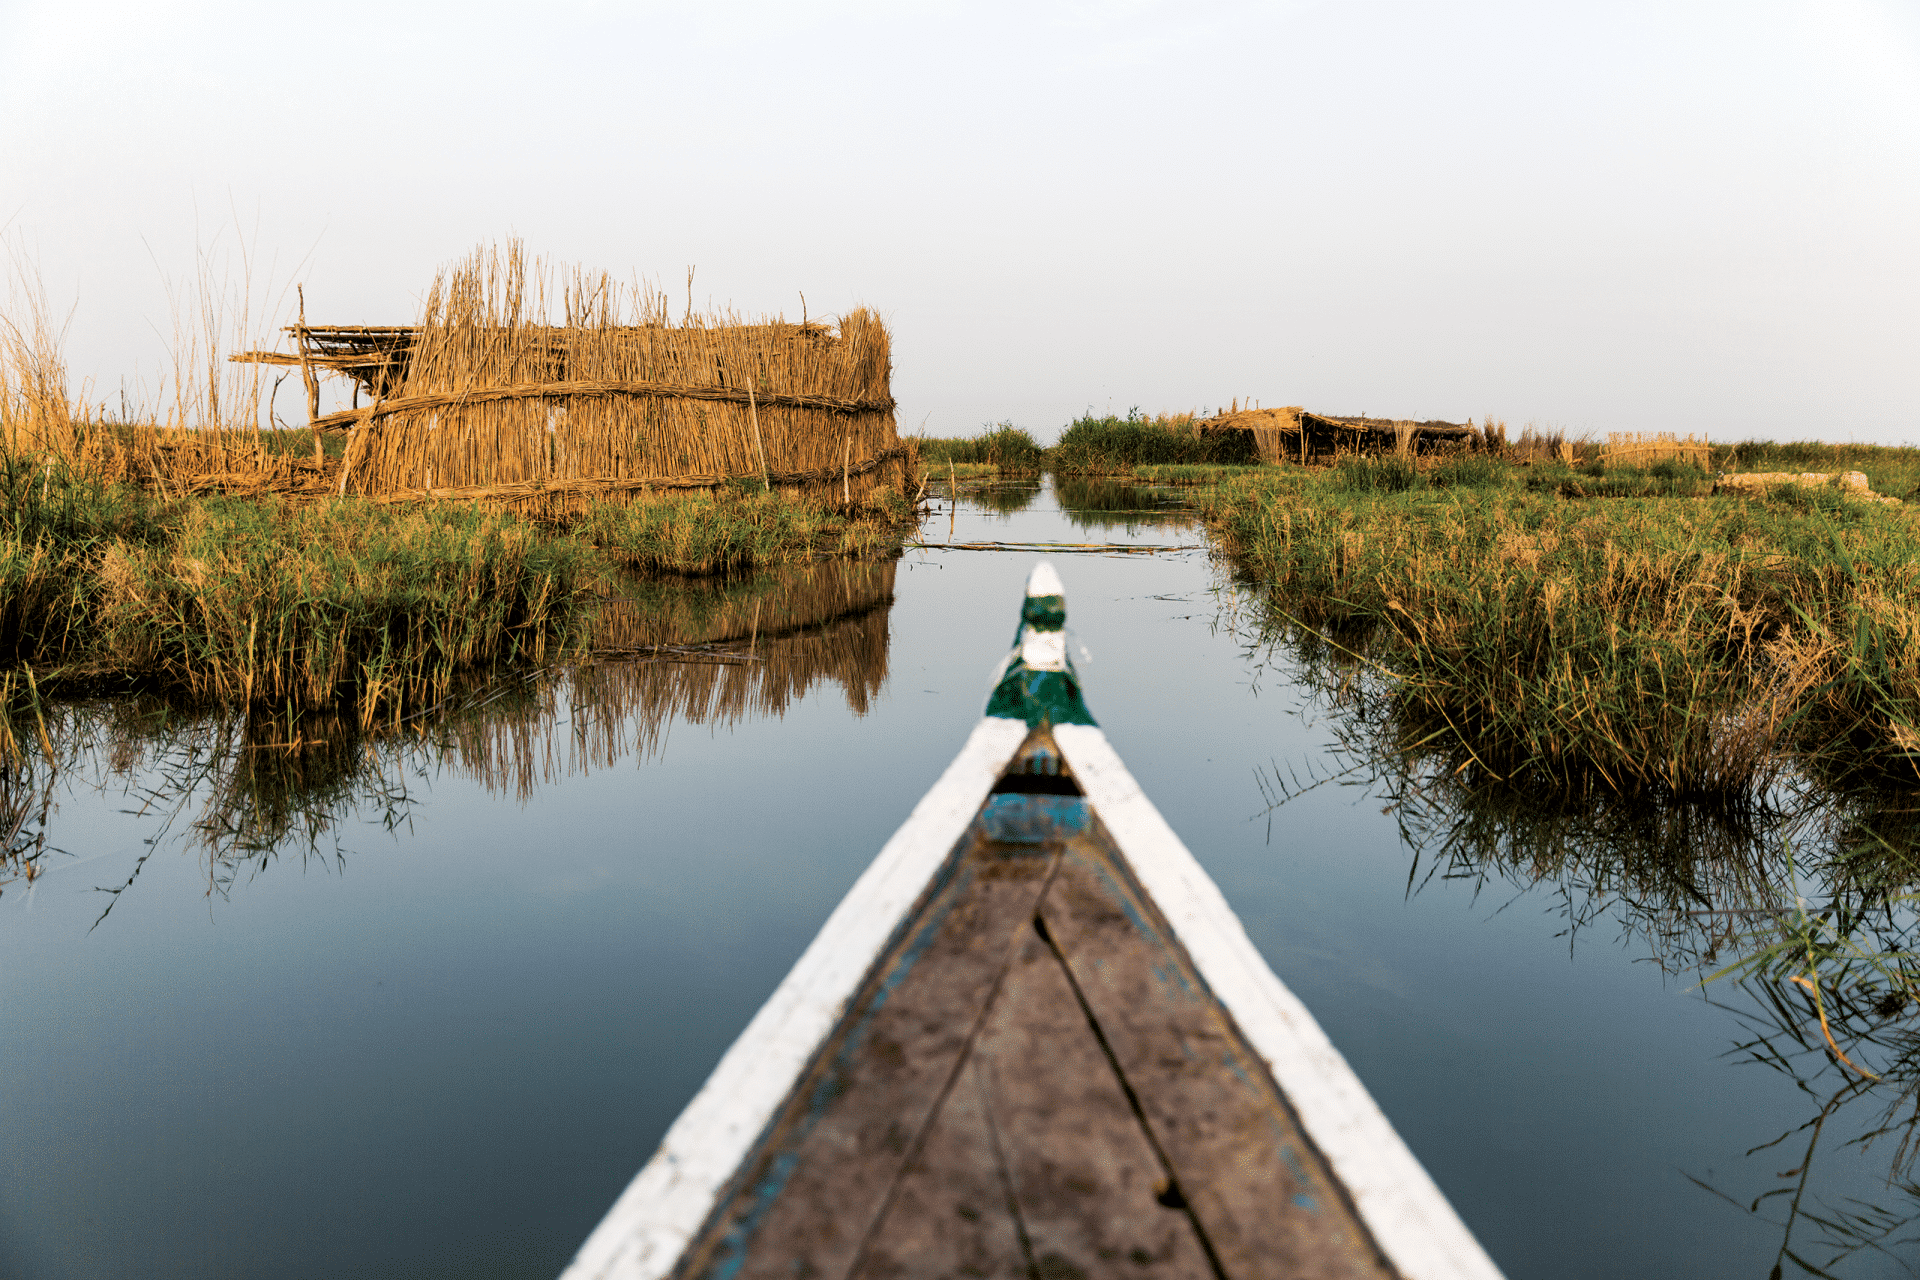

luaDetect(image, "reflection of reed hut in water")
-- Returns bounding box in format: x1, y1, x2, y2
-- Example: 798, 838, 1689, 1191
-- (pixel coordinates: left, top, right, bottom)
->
233, 245, 906, 511
1196, 404, 1472, 463
449, 561, 896, 800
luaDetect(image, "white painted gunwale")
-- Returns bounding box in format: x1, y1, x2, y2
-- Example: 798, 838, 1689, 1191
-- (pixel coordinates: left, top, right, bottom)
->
563, 559, 1503, 1280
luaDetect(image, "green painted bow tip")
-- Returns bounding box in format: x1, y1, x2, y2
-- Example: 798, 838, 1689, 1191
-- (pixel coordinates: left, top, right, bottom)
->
985, 562, 1096, 729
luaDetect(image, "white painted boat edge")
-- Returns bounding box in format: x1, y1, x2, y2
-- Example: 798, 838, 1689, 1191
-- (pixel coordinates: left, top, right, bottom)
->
1053, 721, 1506, 1280
559, 715, 1031, 1280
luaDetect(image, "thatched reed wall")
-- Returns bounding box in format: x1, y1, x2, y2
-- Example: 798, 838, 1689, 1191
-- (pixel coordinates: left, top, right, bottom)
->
236, 244, 906, 509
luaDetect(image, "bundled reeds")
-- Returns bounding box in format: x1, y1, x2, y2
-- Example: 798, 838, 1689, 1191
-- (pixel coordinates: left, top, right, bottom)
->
1602, 431, 1709, 469
263, 243, 904, 511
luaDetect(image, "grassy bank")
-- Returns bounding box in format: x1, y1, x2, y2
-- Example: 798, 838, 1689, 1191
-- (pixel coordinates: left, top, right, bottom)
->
915, 424, 1045, 473
913, 415, 1260, 478
1202, 455, 1920, 797
581, 484, 915, 575
1051, 411, 1258, 472
0, 456, 916, 726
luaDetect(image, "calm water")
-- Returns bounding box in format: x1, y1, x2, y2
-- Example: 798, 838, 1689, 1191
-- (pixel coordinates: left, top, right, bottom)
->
2, 478, 1915, 1278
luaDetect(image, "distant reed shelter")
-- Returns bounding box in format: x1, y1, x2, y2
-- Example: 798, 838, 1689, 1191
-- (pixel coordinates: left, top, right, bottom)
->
1197, 404, 1473, 463
233, 245, 905, 508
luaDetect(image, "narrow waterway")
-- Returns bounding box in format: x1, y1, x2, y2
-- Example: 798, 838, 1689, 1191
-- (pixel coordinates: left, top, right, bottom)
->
2, 477, 1914, 1278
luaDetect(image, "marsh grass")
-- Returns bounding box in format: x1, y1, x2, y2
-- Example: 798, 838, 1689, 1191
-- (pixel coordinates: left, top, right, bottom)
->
1252, 669, 1920, 1265
0, 451, 915, 727
578, 485, 913, 574
914, 424, 1045, 473
0, 461, 594, 723
93, 497, 590, 715
1332, 454, 1418, 493
1052, 410, 1258, 473
1202, 463, 1920, 797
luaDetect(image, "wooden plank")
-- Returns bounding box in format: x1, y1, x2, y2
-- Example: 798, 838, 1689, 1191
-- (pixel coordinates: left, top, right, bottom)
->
674, 830, 1061, 1280
957, 923, 1216, 1277
1053, 722, 1504, 1280
838, 1054, 1031, 1280
1037, 825, 1396, 1279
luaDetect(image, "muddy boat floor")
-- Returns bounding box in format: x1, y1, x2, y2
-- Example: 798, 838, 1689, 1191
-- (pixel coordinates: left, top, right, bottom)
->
672, 755, 1396, 1280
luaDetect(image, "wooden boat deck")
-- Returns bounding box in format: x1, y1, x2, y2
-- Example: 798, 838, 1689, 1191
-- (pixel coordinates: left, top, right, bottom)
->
671, 727, 1391, 1279
563, 565, 1501, 1280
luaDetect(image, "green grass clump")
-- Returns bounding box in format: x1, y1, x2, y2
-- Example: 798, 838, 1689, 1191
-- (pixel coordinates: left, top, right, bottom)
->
1202, 468, 1920, 797
91, 497, 590, 712
0, 453, 174, 666
0, 449, 917, 721
915, 424, 1045, 473
1123, 464, 1259, 485
578, 487, 911, 575
1052, 411, 1259, 473
1332, 454, 1418, 493
1429, 452, 1512, 489
1521, 459, 1715, 500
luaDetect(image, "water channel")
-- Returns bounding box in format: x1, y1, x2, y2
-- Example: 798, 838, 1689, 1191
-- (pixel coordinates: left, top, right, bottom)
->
3, 478, 1917, 1278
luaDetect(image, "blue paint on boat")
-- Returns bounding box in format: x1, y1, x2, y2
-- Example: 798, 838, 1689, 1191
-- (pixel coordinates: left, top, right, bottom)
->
979, 794, 1091, 844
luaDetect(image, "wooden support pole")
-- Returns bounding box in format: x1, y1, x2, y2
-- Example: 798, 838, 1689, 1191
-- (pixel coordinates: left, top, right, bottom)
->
296, 285, 322, 464
747, 375, 770, 493
842, 435, 851, 505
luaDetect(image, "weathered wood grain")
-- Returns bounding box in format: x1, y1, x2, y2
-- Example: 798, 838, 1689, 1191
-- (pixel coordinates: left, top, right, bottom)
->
1036, 825, 1396, 1280
839, 1058, 1030, 1280
673, 830, 1059, 1280
967, 926, 1216, 1277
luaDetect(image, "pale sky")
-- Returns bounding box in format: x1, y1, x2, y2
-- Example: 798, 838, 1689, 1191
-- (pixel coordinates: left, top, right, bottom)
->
3, 0, 1916, 442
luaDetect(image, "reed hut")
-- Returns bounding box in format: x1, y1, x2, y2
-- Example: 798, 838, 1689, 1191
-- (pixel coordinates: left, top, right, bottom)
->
1196, 404, 1472, 463
234, 245, 906, 509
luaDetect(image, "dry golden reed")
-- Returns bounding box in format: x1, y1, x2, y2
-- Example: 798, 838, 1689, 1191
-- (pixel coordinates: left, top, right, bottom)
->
1602, 431, 1710, 468
322, 242, 904, 511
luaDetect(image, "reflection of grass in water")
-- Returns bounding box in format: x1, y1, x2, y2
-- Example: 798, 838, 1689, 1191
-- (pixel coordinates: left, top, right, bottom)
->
0, 558, 898, 895
1053, 477, 1191, 535
593, 559, 896, 647
1249, 616, 1920, 1273
963, 481, 1043, 516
